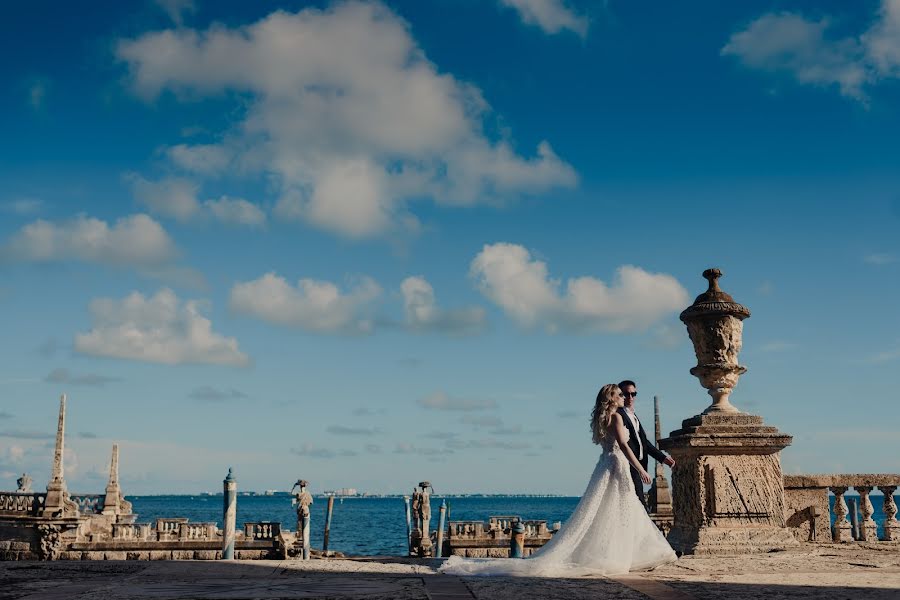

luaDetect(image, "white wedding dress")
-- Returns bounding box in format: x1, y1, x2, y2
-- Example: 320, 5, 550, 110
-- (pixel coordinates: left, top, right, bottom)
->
439, 431, 676, 577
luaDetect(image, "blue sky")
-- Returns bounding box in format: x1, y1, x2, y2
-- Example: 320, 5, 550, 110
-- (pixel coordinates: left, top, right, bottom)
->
1, 0, 899, 495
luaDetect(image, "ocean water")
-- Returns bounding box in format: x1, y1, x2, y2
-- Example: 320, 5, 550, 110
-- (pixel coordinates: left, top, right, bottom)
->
127, 494, 894, 557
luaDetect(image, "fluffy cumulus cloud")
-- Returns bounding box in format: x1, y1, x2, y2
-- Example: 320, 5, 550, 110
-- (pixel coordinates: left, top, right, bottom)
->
499, 0, 588, 37
470, 243, 688, 333
116, 1, 577, 239
127, 174, 265, 227
229, 272, 381, 334
1, 214, 177, 267
723, 0, 900, 101
400, 276, 485, 335
74, 288, 249, 366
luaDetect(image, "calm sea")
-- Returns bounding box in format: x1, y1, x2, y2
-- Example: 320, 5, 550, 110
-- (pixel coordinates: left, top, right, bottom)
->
127, 494, 894, 557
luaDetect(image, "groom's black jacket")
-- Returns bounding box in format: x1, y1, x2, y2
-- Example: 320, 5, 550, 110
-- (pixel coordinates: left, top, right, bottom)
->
617, 407, 666, 471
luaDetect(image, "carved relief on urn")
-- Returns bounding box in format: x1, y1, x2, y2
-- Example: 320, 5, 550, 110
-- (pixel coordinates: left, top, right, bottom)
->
680, 269, 750, 414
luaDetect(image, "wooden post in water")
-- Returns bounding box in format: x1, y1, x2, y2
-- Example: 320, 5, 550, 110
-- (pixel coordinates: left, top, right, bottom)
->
435, 499, 446, 558
222, 468, 236, 560
848, 498, 860, 541
323, 495, 335, 553
403, 496, 412, 554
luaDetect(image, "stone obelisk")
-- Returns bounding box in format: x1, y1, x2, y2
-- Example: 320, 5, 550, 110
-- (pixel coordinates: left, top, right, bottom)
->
43, 394, 76, 518
647, 396, 672, 517
102, 444, 122, 516
659, 269, 798, 554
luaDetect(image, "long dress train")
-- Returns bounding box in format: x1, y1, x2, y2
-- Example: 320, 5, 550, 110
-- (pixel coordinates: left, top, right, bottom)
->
439, 433, 676, 577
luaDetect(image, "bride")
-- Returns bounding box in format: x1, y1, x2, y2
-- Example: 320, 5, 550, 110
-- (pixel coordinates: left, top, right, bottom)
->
440, 384, 676, 577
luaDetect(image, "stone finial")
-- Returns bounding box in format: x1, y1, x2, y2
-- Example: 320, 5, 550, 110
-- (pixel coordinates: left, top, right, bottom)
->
680, 269, 750, 414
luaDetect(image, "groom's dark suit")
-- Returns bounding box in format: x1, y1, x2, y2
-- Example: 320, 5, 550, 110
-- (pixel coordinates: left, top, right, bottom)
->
617, 407, 667, 511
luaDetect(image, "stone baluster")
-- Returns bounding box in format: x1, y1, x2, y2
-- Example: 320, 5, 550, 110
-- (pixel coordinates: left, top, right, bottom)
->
855, 487, 879, 541
830, 486, 852, 542
879, 486, 899, 541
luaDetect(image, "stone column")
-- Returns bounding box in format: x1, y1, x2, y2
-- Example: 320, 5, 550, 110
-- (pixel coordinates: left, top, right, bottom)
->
878, 486, 899, 541
222, 468, 236, 560
647, 395, 672, 517
102, 444, 122, 516
856, 487, 879, 541
659, 269, 798, 555
43, 394, 77, 518
830, 486, 852, 542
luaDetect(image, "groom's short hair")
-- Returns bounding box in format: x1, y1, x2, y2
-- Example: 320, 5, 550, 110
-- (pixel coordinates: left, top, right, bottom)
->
618, 379, 636, 390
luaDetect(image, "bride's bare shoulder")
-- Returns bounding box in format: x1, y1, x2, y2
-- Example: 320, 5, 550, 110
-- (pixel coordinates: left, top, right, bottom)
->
611, 412, 624, 424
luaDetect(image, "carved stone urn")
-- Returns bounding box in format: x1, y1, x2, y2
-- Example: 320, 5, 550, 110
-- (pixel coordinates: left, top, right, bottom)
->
660, 268, 798, 555
680, 268, 750, 414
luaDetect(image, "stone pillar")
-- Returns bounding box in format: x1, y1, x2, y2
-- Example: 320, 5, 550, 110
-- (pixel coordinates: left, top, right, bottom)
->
659, 269, 798, 555
830, 486, 852, 542
647, 395, 672, 517
102, 444, 122, 516
878, 486, 899, 541
43, 394, 77, 518
222, 468, 236, 560
856, 487, 879, 541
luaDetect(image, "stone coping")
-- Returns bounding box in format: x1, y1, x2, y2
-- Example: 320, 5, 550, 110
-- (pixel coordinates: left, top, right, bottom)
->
784, 474, 900, 488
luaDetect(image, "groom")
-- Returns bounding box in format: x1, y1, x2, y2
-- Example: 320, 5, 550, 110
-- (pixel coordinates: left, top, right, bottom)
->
617, 380, 675, 511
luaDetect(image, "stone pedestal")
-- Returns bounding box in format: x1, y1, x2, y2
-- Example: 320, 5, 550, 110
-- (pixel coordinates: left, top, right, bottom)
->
660, 412, 799, 555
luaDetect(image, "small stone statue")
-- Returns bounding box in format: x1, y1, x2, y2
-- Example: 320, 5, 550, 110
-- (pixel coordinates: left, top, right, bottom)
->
411, 481, 433, 556
17, 473, 32, 493
291, 479, 314, 519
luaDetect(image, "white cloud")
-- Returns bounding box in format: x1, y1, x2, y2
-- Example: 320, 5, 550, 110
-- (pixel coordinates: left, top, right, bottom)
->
499, 0, 588, 37
229, 272, 381, 334
1, 214, 177, 267
864, 253, 898, 265
156, 0, 195, 26
44, 368, 120, 387
116, 2, 577, 239
127, 173, 200, 221
2, 198, 44, 215
291, 443, 358, 459
326, 425, 381, 436
416, 391, 498, 412
127, 174, 265, 227
723, 1, 900, 101
470, 243, 688, 333
400, 276, 485, 335
203, 197, 266, 227
74, 288, 249, 367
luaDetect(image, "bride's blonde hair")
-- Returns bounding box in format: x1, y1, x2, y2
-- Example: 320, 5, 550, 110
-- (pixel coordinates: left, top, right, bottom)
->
590, 384, 620, 444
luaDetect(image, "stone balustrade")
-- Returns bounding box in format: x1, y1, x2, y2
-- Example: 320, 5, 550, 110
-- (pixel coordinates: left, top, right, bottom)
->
244, 521, 281, 540
784, 474, 900, 543
111, 523, 151, 541
447, 516, 553, 557
179, 522, 218, 540
155, 518, 189, 540
70, 494, 105, 515
0, 493, 46, 516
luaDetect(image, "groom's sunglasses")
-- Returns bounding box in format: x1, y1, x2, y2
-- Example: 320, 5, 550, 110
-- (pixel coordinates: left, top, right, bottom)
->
622, 392, 638, 398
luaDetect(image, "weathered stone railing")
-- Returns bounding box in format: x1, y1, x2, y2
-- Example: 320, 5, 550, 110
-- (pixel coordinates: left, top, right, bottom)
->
112, 523, 151, 541
447, 516, 553, 557
244, 521, 281, 540
784, 475, 900, 543
0, 493, 46, 516
155, 518, 188, 540
180, 522, 218, 540
70, 494, 105, 515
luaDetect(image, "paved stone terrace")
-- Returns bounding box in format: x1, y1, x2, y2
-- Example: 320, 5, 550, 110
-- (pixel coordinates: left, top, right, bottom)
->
2, 545, 899, 600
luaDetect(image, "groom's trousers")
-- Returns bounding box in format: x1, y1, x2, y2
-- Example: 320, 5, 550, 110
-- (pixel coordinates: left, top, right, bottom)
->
628, 466, 649, 512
